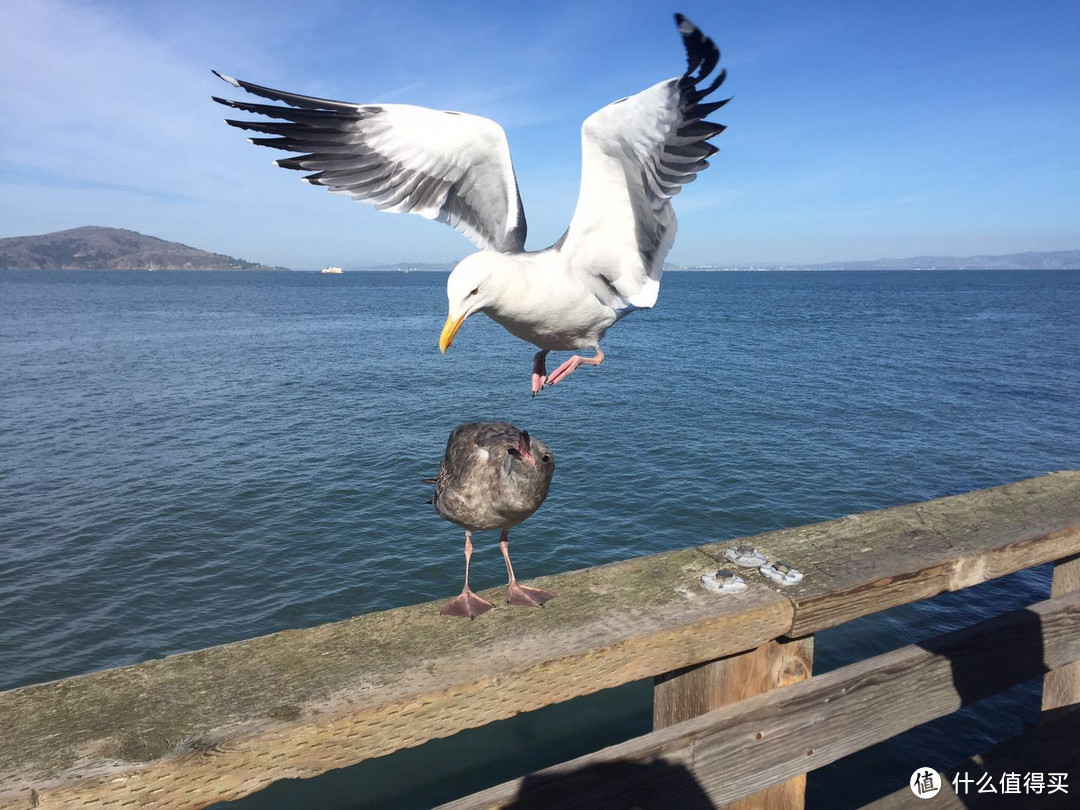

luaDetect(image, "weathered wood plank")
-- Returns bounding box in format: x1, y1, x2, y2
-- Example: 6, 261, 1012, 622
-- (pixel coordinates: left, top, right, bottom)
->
863, 713, 1079, 809
0, 547, 792, 809
698, 471, 1080, 637
1042, 552, 1080, 722
437, 590, 1080, 810
654, 637, 814, 809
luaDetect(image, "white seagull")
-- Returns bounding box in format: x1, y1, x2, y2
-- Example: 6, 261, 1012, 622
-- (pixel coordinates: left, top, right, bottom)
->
214, 14, 728, 395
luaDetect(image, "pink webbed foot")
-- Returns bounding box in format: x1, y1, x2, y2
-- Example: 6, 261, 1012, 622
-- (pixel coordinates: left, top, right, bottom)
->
546, 356, 580, 386
546, 348, 605, 387
506, 581, 556, 608
441, 588, 494, 619
499, 530, 555, 607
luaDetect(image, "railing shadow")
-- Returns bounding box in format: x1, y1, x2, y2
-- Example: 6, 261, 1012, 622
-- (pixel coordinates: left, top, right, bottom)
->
503, 759, 716, 810
918, 607, 1057, 809
933, 712, 1077, 809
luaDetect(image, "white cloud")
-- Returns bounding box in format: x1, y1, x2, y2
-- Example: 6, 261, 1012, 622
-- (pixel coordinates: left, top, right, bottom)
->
2, 2, 229, 196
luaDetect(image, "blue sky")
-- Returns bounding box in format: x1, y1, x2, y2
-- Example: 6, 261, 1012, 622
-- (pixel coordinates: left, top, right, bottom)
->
2, 0, 1078, 268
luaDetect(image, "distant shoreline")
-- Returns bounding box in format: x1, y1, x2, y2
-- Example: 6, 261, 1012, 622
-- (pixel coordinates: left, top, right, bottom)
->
4, 266, 1077, 274
3, 227, 1076, 272
673, 265, 1080, 272
0, 266, 291, 272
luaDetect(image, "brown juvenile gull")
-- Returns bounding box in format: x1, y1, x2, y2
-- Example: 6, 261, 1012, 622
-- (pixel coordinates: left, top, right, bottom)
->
431, 422, 555, 618
212, 14, 728, 395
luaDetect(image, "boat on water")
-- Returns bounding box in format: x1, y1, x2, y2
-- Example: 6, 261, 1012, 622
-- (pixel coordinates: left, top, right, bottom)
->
321, 266, 343, 274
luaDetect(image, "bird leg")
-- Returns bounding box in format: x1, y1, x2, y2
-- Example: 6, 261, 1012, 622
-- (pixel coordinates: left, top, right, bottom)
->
441, 531, 494, 619
500, 529, 556, 607
531, 349, 549, 396
546, 347, 604, 387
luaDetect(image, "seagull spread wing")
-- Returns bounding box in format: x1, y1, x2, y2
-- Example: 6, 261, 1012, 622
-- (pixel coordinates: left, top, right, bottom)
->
560, 15, 727, 310
212, 73, 527, 254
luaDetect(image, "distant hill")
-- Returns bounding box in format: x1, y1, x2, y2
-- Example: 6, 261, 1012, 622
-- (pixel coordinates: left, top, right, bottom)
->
796, 249, 1080, 271
0, 226, 286, 271
685, 249, 1080, 272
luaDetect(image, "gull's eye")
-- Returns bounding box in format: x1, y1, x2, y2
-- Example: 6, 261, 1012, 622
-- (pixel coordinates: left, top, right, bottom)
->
542, 455, 550, 463
468, 287, 480, 297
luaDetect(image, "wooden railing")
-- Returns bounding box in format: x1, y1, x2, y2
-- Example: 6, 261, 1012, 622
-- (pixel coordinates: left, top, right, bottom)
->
1, 471, 1078, 809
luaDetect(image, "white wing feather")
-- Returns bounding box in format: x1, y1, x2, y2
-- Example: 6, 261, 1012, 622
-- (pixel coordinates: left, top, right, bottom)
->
560, 16, 727, 310
213, 74, 527, 254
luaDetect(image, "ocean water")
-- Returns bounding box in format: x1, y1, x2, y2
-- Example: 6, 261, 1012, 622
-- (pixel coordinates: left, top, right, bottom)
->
1, 269, 1078, 808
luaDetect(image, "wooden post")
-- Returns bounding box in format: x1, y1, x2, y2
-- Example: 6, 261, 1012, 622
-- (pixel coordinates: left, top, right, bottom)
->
654, 635, 814, 809
1042, 552, 1080, 722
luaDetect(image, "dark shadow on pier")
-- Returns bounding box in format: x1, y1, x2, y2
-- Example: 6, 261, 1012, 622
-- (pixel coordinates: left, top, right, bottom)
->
505, 759, 715, 809
917, 606, 1075, 809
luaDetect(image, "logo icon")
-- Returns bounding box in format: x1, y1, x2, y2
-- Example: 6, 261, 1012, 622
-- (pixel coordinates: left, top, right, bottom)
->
910, 768, 942, 798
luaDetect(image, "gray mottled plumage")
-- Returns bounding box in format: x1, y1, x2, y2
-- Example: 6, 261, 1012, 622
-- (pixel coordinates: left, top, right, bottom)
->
432, 422, 556, 617
433, 422, 554, 531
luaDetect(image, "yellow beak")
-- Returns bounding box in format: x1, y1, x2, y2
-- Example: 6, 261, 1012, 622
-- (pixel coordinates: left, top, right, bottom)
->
439, 313, 466, 353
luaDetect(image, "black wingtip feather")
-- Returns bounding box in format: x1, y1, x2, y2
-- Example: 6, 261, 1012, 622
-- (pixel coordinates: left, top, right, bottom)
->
689, 99, 730, 119
648, 14, 728, 204
212, 72, 362, 114
674, 14, 719, 84
677, 120, 726, 139
274, 156, 316, 170
211, 69, 240, 88
690, 69, 728, 104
